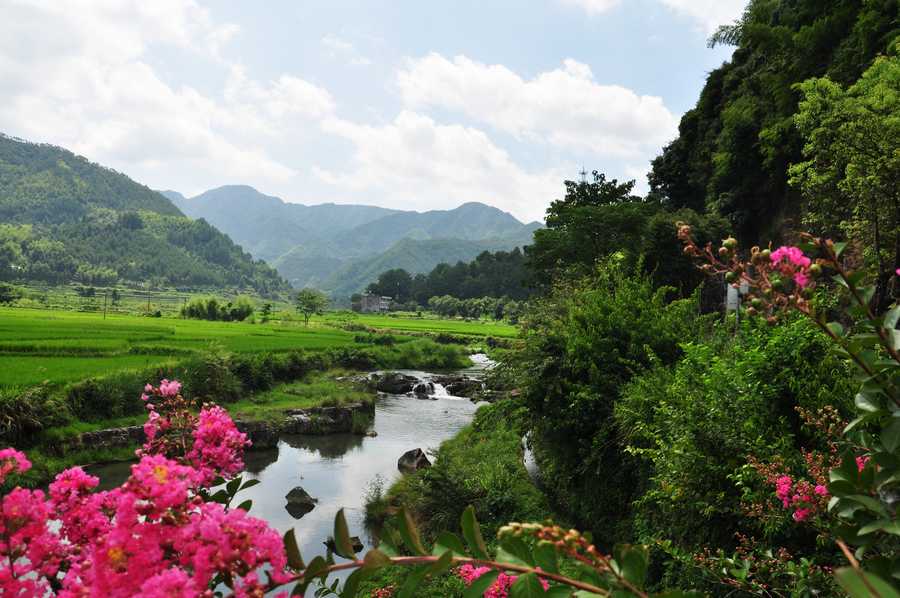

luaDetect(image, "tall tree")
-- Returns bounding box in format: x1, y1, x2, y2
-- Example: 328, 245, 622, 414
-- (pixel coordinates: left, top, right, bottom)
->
295, 288, 328, 326
790, 43, 900, 306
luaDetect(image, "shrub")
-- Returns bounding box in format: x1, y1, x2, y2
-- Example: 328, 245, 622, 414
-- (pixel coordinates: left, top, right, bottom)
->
616, 316, 854, 585
517, 261, 706, 544
180, 295, 255, 322
0, 385, 70, 446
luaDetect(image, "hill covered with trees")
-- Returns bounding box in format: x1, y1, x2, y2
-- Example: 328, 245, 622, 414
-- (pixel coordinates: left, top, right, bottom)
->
0, 135, 289, 295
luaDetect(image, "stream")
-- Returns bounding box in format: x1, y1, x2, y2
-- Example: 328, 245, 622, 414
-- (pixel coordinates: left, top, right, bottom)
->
87, 355, 493, 590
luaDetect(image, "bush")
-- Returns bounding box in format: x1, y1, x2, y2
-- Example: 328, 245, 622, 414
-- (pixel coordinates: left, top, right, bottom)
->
517, 261, 706, 544
615, 316, 854, 586
372, 400, 550, 541
180, 295, 255, 322
0, 385, 70, 446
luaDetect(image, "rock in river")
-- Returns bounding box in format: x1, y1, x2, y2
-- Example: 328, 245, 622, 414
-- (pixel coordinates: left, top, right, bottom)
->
285, 486, 318, 519
371, 372, 419, 394
398, 448, 431, 473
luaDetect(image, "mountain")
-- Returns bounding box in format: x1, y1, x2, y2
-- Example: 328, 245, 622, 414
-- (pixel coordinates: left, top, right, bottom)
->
173, 185, 541, 295
170, 185, 398, 262
318, 226, 541, 298
0, 134, 289, 296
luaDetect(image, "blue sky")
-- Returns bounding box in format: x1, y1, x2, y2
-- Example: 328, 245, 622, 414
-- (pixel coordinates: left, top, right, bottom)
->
0, 0, 745, 222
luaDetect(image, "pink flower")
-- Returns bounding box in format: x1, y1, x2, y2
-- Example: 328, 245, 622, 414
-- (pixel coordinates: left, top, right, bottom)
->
775, 475, 793, 508
856, 455, 870, 472
138, 568, 201, 598
187, 405, 249, 485
793, 271, 811, 288
770, 246, 811, 268
126, 455, 197, 517
158, 379, 182, 398
814, 484, 828, 497
793, 508, 812, 522
0, 448, 30, 485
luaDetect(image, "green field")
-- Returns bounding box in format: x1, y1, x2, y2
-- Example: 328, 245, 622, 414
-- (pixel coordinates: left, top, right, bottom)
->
321, 311, 519, 338
0, 308, 356, 387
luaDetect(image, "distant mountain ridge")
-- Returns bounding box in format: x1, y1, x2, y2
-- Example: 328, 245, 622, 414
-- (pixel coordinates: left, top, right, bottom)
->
0, 135, 289, 296
171, 185, 541, 295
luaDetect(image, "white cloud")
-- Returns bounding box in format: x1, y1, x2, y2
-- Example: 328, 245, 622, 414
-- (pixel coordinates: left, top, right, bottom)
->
0, 0, 342, 193
659, 0, 747, 34
397, 54, 677, 159
321, 35, 372, 67
559, 0, 621, 15
316, 111, 564, 222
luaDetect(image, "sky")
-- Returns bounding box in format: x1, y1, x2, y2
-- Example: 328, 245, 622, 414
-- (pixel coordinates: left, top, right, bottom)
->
0, 0, 747, 223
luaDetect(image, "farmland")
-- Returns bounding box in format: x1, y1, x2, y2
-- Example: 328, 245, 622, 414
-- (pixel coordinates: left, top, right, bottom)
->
0, 308, 355, 387
0, 307, 516, 388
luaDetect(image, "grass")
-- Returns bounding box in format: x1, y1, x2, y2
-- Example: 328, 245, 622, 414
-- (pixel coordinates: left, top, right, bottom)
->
227, 370, 373, 421
0, 307, 357, 387
321, 311, 519, 338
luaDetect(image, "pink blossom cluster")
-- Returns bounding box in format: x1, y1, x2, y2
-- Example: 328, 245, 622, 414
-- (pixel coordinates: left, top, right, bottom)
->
457, 563, 548, 597
0, 380, 286, 597
773, 475, 828, 522
770, 246, 813, 288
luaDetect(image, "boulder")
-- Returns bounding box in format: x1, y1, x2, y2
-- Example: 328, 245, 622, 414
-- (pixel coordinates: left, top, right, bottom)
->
434, 375, 483, 398
285, 486, 318, 519
412, 382, 434, 396
398, 448, 431, 473
372, 372, 419, 394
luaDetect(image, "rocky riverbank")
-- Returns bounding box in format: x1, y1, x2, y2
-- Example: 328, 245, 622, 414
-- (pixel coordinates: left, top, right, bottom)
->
59, 401, 375, 452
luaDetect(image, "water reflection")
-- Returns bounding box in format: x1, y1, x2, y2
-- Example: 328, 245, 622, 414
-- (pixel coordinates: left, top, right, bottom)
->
281, 433, 364, 460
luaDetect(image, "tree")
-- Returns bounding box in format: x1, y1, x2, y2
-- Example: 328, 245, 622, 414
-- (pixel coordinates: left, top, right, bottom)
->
295, 288, 328, 326
790, 44, 900, 307
366, 269, 412, 302
525, 171, 653, 287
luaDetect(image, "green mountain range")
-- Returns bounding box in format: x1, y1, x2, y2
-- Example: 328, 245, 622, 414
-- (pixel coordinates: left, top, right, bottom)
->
169, 185, 541, 295
0, 134, 289, 296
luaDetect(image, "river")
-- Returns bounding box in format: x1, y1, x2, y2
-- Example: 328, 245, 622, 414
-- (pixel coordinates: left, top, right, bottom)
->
87, 355, 492, 591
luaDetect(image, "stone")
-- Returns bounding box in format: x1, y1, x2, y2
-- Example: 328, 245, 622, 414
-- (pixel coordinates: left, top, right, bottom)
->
412, 381, 434, 396
372, 372, 419, 394
398, 448, 431, 473
285, 486, 318, 519
434, 375, 483, 398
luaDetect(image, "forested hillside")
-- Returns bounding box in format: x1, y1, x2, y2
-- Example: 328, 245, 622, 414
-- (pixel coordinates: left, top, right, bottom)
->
0, 135, 289, 295
649, 0, 899, 243
173, 184, 541, 293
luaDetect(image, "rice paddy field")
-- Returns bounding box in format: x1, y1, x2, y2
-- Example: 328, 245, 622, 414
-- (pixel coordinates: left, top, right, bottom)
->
0, 306, 516, 388
0, 308, 355, 388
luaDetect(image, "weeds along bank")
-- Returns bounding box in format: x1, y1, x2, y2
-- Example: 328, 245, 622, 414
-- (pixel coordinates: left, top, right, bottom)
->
1, 336, 469, 485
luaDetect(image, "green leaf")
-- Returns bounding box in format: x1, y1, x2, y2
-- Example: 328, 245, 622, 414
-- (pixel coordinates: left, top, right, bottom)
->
304, 555, 329, 581
533, 542, 560, 574
856, 392, 883, 413
544, 587, 575, 597
235, 499, 252, 511
240, 478, 260, 491
835, 567, 900, 598
339, 567, 377, 598
834, 242, 847, 258
828, 321, 845, 337
362, 548, 391, 569
283, 530, 305, 571
510, 573, 547, 597
226, 476, 242, 496
883, 419, 900, 452
613, 544, 648, 587
885, 306, 900, 330
461, 506, 489, 560
397, 508, 427, 556
845, 494, 889, 517
425, 550, 454, 578
332, 509, 357, 559
397, 565, 430, 598
433, 531, 467, 557
463, 570, 501, 598
499, 535, 535, 566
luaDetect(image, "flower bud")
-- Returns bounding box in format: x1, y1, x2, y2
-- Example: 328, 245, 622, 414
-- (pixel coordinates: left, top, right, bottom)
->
718, 246, 730, 258
725, 272, 738, 284
746, 307, 757, 316
809, 263, 822, 277
723, 237, 738, 250
760, 249, 771, 261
